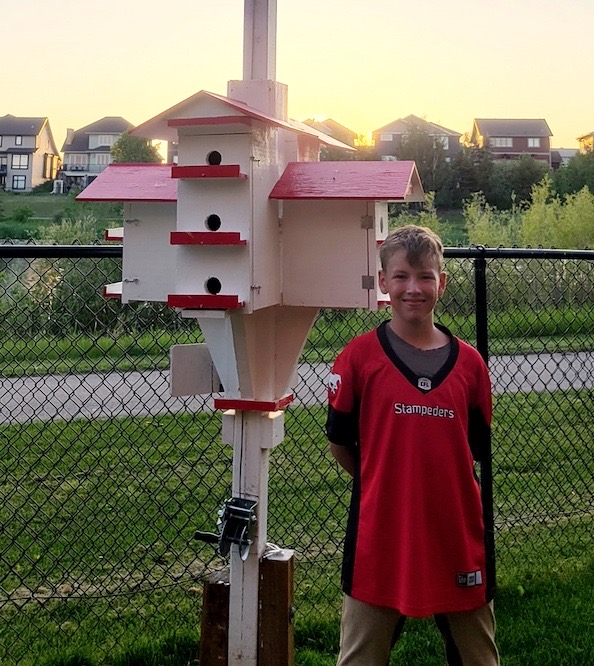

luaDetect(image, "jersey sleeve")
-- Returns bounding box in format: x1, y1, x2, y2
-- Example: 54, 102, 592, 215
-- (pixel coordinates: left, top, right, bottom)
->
325, 346, 359, 447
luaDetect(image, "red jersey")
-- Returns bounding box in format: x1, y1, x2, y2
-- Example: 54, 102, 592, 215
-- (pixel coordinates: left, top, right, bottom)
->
326, 322, 495, 617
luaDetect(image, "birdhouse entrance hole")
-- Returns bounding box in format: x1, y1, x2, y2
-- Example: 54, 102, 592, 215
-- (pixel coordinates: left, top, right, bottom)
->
206, 214, 222, 231
205, 277, 223, 294
207, 150, 223, 165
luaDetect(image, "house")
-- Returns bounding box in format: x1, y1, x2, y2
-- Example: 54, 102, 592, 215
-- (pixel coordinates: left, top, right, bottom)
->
372, 114, 462, 162
60, 116, 134, 190
551, 148, 578, 170
469, 119, 553, 165
0, 115, 60, 192
302, 118, 358, 148
577, 131, 594, 153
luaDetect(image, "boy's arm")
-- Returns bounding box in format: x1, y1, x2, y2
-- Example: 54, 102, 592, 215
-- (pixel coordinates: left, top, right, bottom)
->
329, 442, 355, 477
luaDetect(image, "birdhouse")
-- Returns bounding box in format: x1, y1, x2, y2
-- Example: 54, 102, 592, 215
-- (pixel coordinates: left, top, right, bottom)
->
79, 89, 424, 399
80, 94, 423, 312
271, 160, 424, 309
87, 163, 177, 302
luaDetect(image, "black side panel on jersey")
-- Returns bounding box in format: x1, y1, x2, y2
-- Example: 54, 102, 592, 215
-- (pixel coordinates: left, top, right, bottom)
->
341, 449, 361, 596
468, 405, 491, 463
326, 404, 360, 447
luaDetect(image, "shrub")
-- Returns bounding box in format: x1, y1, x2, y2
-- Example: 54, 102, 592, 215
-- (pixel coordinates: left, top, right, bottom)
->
12, 205, 35, 224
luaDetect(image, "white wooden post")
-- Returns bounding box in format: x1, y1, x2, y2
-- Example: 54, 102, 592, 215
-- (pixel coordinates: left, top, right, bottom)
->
222, 408, 285, 664
243, 0, 277, 81
231, 6, 283, 659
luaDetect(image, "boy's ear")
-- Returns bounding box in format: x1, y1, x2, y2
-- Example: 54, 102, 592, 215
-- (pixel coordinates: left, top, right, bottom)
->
378, 270, 388, 295
438, 271, 447, 296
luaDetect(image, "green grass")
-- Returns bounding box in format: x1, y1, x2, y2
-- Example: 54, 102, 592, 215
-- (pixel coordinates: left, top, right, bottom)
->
1, 312, 592, 377
0, 329, 204, 376
303, 305, 594, 364
438, 208, 468, 245
0, 193, 122, 239
1, 391, 593, 664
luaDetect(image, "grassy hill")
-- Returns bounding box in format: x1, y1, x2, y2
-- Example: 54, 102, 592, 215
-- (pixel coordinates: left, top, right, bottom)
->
0, 192, 122, 240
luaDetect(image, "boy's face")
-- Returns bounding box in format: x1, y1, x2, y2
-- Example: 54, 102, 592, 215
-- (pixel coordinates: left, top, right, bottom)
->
379, 248, 446, 325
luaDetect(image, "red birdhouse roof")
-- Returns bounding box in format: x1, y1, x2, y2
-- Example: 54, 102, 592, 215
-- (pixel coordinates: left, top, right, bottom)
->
269, 161, 424, 201
76, 163, 177, 202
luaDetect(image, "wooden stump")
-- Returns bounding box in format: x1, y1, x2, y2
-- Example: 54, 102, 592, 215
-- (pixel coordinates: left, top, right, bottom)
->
198, 550, 294, 665
199, 569, 230, 665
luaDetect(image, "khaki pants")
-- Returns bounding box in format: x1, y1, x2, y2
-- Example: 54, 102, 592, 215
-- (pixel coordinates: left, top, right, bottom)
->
337, 594, 499, 666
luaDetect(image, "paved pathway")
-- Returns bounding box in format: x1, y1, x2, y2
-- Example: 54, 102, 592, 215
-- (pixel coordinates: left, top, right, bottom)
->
1, 352, 592, 424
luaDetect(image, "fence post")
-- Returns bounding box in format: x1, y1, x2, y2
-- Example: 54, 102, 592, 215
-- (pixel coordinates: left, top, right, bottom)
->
473, 253, 496, 589
473, 254, 489, 364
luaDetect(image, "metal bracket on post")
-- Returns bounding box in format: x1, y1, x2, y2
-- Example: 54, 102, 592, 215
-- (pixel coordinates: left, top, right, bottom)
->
195, 497, 258, 561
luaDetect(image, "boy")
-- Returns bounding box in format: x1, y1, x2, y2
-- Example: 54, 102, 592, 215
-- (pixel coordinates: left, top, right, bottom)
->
326, 225, 499, 665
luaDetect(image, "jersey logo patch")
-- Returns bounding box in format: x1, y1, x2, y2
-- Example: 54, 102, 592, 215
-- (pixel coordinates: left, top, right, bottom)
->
327, 372, 341, 394
457, 570, 483, 587
418, 377, 432, 391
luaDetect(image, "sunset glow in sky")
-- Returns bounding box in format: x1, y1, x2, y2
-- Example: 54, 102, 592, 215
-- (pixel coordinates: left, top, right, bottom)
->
4, 0, 593, 153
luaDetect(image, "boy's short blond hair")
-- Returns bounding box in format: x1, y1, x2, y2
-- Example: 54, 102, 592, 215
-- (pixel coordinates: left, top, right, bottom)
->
379, 225, 444, 271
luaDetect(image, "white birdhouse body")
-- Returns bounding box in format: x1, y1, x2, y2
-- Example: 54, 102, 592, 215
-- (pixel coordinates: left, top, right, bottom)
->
169, 113, 284, 314
280, 199, 388, 309
121, 201, 177, 303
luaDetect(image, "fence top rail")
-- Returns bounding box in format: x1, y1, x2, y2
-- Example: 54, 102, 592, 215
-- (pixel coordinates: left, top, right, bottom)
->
0, 244, 123, 259
445, 246, 594, 261
0, 244, 593, 261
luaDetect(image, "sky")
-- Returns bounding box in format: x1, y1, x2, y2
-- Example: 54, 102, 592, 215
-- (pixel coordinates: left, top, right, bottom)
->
3, 0, 593, 153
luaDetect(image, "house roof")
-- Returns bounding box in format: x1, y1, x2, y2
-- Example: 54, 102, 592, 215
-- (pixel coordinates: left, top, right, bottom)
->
577, 130, 594, 141
0, 114, 47, 136
0, 114, 59, 155
76, 163, 177, 202
474, 118, 552, 138
553, 148, 578, 159
130, 89, 354, 151
374, 114, 462, 137
269, 161, 423, 201
61, 116, 134, 152
302, 118, 358, 146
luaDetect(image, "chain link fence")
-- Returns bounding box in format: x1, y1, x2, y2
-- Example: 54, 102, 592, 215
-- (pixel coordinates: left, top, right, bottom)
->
0, 243, 593, 664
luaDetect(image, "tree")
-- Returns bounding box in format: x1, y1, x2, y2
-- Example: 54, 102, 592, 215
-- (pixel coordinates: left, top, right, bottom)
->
485, 156, 549, 210
111, 133, 162, 163
394, 125, 451, 194
553, 149, 594, 197
446, 146, 493, 208
512, 155, 550, 203
464, 192, 523, 247
522, 177, 594, 249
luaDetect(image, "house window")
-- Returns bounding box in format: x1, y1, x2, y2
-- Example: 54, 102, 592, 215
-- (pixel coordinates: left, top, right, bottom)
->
491, 137, 513, 148
435, 136, 449, 150
12, 175, 26, 190
95, 153, 112, 166
89, 134, 118, 149
15, 136, 23, 146
528, 138, 541, 148
379, 133, 393, 142
0, 136, 2, 147
11, 154, 29, 169
66, 154, 87, 169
